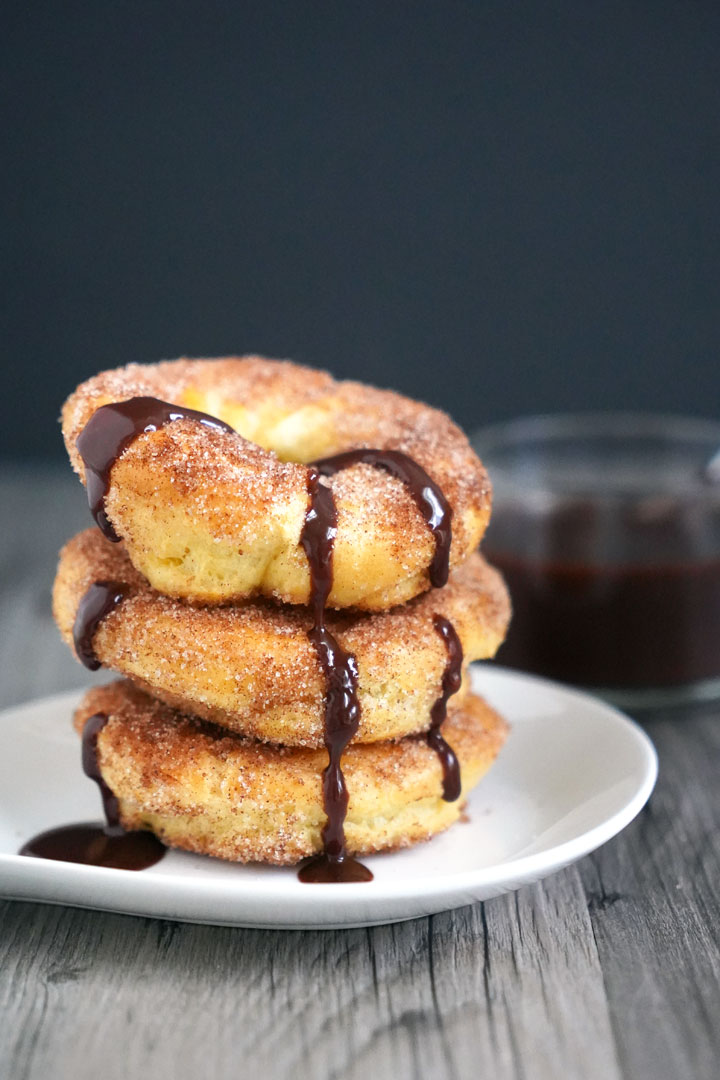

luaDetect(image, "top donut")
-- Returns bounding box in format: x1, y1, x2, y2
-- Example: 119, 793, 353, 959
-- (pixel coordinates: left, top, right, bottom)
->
62, 356, 492, 610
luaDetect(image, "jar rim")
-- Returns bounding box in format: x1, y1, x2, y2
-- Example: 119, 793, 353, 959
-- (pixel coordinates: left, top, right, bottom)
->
472, 411, 720, 453
472, 412, 720, 501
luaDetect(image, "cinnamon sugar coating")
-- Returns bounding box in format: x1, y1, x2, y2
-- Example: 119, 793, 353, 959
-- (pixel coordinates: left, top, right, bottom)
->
73, 680, 509, 865
61, 357, 492, 609
54, 529, 510, 747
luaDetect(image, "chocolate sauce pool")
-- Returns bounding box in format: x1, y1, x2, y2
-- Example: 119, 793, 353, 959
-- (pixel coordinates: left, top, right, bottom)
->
20, 714, 166, 870
76, 396, 233, 541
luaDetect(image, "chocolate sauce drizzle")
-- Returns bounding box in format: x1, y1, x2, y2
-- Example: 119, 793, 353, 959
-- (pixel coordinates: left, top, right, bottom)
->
298, 469, 372, 883
76, 396, 234, 541
81, 712, 123, 828
428, 615, 463, 802
73, 581, 127, 670
19, 714, 166, 869
294, 452, 456, 879
313, 449, 453, 587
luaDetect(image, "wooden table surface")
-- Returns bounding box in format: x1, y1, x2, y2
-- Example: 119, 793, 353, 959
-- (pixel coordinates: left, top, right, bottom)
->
1, 465, 718, 1080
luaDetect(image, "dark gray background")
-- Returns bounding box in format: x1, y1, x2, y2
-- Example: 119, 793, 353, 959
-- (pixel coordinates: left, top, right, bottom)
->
3, 1, 719, 461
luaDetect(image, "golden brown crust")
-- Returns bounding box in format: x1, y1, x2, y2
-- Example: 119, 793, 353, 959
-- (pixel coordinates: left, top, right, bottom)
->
61, 357, 492, 609
53, 529, 511, 746
74, 680, 509, 865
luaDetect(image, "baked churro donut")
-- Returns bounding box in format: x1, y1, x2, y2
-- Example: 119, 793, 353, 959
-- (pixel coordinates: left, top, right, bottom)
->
53, 528, 511, 747
73, 681, 508, 865
61, 357, 492, 609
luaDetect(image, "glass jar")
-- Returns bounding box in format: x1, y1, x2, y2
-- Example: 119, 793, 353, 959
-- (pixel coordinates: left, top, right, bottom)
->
472, 413, 720, 709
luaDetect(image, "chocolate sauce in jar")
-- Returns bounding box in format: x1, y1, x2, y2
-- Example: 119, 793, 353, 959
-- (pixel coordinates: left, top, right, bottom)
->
72, 581, 127, 670
485, 500, 720, 689
313, 449, 453, 587
19, 714, 166, 870
76, 396, 234, 541
428, 615, 463, 801
297, 468, 373, 884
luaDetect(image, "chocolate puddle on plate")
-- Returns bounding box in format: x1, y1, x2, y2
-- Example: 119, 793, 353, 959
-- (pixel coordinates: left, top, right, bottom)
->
20, 712, 166, 870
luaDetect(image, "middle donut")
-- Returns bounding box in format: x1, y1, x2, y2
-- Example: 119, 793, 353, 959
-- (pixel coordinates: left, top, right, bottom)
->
53, 528, 510, 748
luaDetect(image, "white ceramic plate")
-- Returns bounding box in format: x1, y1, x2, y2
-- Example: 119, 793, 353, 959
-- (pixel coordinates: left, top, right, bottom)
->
0, 666, 657, 929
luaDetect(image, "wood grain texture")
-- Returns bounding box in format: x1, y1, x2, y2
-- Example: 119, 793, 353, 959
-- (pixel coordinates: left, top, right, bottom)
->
0, 468, 718, 1080
579, 707, 720, 1080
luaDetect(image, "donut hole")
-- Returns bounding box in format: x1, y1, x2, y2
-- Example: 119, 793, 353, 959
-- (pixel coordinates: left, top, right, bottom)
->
181, 390, 339, 464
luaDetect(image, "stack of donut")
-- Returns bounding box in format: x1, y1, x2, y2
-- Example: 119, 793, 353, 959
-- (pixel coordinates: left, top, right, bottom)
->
53, 357, 510, 879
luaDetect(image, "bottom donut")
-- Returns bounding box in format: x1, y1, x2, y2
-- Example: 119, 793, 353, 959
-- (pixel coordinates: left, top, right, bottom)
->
74, 680, 508, 866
